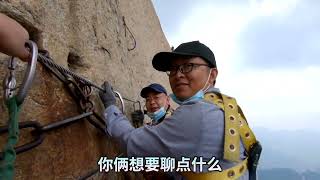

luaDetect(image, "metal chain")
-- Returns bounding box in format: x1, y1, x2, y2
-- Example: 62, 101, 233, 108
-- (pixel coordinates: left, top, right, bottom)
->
0, 112, 94, 159
38, 52, 109, 135
38, 54, 105, 92
38, 52, 142, 113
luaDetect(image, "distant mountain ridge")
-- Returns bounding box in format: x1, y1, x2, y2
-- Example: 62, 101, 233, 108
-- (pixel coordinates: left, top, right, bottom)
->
253, 127, 320, 172
259, 168, 320, 180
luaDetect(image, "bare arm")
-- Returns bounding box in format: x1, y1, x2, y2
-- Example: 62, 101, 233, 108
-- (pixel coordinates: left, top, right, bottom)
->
0, 13, 30, 61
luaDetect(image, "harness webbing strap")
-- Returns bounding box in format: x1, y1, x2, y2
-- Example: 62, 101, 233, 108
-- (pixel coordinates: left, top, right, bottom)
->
221, 94, 241, 162
237, 106, 257, 152
0, 97, 21, 180
204, 93, 257, 158
182, 157, 248, 180
181, 92, 258, 180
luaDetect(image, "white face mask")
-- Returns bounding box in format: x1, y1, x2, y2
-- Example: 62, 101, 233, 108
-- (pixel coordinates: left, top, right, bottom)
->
170, 69, 212, 105
147, 107, 166, 122
202, 68, 213, 92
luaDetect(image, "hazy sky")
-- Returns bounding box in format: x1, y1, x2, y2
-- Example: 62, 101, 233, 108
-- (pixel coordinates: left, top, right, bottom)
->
151, 0, 320, 131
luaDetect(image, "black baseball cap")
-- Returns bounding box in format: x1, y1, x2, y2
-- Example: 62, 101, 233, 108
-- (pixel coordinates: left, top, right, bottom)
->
140, 83, 167, 98
152, 41, 216, 71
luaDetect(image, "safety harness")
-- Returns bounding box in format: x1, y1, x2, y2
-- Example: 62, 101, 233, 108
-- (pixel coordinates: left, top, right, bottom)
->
182, 92, 262, 180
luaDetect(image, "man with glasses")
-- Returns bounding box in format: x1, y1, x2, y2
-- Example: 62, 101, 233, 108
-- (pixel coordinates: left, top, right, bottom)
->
140, 83, 174, 125
99, 41, 260, 180
140, 84, 175, 180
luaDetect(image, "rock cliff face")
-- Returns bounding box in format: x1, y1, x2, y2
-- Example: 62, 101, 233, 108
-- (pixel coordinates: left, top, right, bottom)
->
0, 0, 170, 179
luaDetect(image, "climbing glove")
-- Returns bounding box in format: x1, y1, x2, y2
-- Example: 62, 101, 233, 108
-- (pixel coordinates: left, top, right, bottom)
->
131, 110, 144, 125
99, 81, 116, 108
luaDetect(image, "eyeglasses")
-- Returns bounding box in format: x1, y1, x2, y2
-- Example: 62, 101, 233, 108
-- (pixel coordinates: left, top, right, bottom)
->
166, 63, 210, 76
145, 94, 166, 104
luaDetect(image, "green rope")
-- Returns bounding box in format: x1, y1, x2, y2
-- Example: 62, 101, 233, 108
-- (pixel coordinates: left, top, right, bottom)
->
0, 97, 21, 180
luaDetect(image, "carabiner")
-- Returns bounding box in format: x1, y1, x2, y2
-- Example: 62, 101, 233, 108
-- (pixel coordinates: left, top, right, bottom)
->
114, 91, 125, 113
133, 100, 142, 112
16, 40, 38, 105
3, 57, 17, 100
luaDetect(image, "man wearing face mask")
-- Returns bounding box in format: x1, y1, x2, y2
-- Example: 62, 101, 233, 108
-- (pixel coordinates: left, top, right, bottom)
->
140, 83, 173, 125
99, 41, 261, 180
